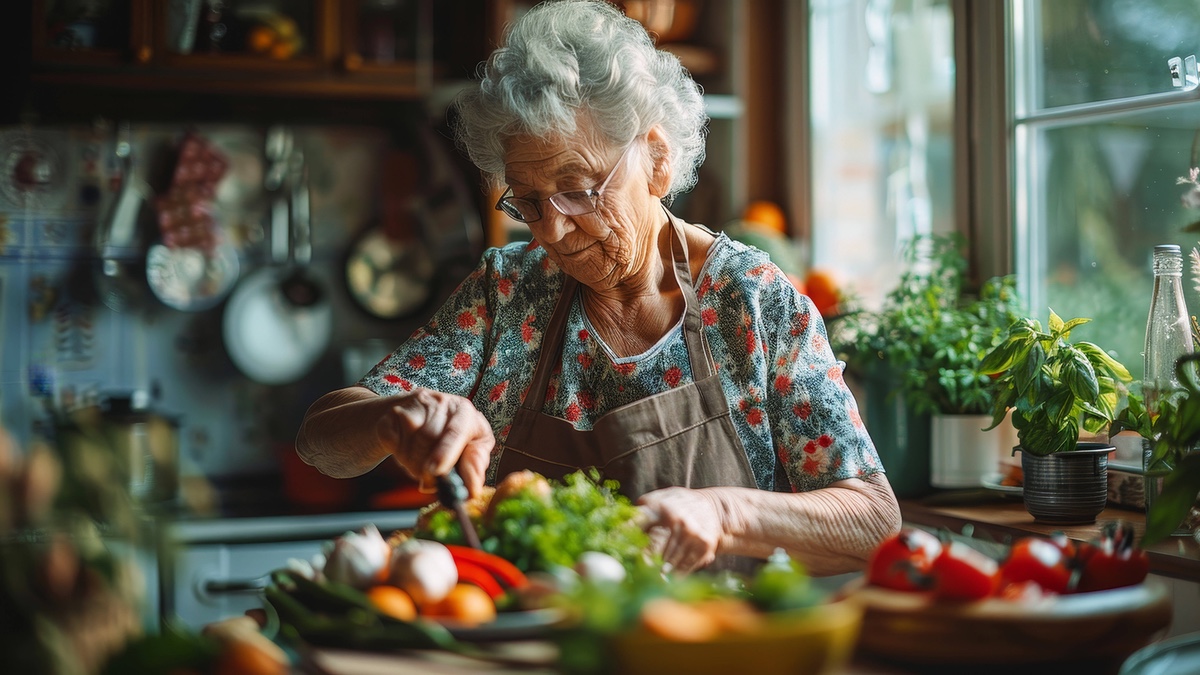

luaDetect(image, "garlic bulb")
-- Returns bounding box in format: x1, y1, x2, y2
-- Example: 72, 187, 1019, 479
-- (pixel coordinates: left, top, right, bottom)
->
575, 551, 626, 584
322, 524, 391, 589
390, 538, 457, 605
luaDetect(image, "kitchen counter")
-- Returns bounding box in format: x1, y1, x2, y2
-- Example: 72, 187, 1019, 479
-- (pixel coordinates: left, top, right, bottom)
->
171, 509, 421, 545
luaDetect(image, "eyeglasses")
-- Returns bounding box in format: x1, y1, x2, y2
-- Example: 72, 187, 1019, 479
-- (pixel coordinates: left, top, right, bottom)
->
495, 142, 636, 223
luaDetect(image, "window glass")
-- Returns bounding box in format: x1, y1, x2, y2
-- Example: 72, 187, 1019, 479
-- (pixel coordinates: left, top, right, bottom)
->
809, 0, 956, 309
1013, 0, 1200, 381
1023, 0, 1200, 111
1018, 112, 1200, 379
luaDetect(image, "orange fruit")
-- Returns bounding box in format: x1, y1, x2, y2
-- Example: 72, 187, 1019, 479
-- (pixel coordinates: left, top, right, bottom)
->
213, 639, 288, 675
247, 26, 276, 53
269, 40, 298, 60
367, 585, 418, 621
804, 268, 840, 317
421, 583, 497, 626
741, 200, 787, 235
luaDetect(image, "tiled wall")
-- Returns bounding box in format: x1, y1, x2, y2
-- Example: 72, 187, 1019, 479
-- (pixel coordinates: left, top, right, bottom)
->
0, 123, 470, 479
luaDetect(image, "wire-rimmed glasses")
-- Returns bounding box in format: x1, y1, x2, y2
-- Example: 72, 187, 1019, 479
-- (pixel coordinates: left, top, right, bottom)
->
495, 141, 637, 223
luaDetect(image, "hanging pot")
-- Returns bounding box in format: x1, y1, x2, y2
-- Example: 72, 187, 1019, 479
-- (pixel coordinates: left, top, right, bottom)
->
1018, 442, 1113, 524
223, 142, 332, 385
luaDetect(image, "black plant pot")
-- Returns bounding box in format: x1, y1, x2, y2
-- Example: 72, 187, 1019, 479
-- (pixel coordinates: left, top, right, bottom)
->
1018, 442, 1113, 524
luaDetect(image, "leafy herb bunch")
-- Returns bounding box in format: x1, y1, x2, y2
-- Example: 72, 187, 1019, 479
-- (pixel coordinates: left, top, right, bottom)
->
418, 470, 650, 573
979, 310, 1133, 457
832, 234, 1023, 415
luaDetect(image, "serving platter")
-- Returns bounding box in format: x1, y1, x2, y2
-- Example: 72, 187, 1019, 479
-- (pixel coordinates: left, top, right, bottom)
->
841, 577, 1172, 669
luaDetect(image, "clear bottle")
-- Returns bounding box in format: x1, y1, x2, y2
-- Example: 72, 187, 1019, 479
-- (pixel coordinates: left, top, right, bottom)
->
1144, 244, 1194, 411
1143, 244, 1194, 532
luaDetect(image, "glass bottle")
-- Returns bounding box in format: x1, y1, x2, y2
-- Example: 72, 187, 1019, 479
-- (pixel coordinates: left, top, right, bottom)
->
1142, 243, 1194, 532
1144, 244, 1194, 408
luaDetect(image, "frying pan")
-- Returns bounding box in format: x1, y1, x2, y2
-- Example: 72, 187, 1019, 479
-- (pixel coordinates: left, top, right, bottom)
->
343, 130, 482, 320
223, 138, 332, 385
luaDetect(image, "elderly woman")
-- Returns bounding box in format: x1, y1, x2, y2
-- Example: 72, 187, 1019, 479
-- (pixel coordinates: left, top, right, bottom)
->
297, 0, 900, 575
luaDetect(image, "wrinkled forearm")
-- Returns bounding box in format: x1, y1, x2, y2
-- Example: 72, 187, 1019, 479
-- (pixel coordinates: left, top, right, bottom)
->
295, 386, 399, 478
707, 473, 902, 576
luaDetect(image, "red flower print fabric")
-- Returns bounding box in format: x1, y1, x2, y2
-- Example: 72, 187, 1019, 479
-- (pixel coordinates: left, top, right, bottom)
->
360, 234, 881, 491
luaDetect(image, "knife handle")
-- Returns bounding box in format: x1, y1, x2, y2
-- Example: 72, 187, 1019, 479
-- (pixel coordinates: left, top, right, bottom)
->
435, 469, 469, 508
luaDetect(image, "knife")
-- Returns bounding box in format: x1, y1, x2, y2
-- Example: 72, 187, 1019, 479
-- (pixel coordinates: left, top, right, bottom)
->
435, 468, 483, 550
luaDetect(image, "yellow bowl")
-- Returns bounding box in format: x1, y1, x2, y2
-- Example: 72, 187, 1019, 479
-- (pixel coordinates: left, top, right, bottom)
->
608, 597, 863, 675
843, 577, 1172, 668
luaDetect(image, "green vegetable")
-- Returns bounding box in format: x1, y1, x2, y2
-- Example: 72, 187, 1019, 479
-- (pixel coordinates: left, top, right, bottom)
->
417, 470, 650, 573
264, 569, 459, 652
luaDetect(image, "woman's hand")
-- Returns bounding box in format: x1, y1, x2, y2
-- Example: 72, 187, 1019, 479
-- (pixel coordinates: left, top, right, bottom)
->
637, 487, 727, 574
377, 388, 495, 495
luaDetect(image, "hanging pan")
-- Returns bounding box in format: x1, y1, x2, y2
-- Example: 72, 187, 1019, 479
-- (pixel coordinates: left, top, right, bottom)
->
223, 135, 332, 385
343, 147, 436, 320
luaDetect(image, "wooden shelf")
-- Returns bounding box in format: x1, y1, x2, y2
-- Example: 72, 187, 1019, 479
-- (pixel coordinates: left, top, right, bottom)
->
29, 67, 426, 101
899, 497, 1200, 581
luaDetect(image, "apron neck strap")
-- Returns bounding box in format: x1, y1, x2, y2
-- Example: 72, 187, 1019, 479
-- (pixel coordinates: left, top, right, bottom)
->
521, 206, 712, 413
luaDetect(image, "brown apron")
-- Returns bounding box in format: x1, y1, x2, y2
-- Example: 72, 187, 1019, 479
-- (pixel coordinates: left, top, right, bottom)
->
496, 209, 762, 572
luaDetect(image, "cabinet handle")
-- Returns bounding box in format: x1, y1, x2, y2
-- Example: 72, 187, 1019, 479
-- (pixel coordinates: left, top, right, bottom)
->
200, 575, 269, 596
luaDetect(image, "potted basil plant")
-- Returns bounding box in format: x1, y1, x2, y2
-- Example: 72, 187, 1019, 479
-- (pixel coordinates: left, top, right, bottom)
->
979, 310, 1133, 524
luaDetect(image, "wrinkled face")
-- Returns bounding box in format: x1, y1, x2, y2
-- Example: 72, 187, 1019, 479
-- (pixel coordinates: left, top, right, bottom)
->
502, 124, 658, 289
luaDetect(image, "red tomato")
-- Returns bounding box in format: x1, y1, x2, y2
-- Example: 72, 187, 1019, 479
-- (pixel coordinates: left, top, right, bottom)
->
930, 541, 999, 601
1076, 522, 1150, 593
866, 527, 942, 592
999, 537, 1072, 595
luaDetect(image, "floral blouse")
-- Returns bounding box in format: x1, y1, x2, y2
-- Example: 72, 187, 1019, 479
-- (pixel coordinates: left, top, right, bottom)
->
360, 233, 882, 492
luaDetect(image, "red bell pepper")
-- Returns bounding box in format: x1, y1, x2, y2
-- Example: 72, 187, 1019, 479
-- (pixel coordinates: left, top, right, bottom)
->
444, 545, 529, 589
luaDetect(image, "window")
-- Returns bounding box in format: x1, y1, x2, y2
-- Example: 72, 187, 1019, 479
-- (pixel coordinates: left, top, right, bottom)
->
1010, 0, 1200, 380
807, 0, 957, 308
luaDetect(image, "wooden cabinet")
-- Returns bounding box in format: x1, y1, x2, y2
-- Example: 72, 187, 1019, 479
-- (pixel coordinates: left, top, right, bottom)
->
24, 0, 495, 102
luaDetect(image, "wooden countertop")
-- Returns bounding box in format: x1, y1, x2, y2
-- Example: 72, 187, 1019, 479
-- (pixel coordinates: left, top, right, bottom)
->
898, 495, 1200, 581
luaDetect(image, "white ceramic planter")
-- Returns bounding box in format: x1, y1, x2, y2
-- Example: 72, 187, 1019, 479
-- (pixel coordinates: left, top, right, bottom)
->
930, 414, 996, 488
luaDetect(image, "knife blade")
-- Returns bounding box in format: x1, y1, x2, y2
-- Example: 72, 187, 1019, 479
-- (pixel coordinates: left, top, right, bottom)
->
435, 468, 482, 550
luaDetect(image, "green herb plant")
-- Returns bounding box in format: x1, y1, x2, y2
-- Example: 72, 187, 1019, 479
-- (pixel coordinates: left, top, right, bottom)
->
831, 234, 1023, 415
1114, 353, 1200, 545
979, 310, 1133, 456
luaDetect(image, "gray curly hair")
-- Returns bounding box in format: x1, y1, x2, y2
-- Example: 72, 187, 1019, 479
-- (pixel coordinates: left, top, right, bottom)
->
451, 0, 708, 199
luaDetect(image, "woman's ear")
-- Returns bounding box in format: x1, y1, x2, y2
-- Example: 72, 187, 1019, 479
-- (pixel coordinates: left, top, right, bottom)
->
645, 126, 672, 198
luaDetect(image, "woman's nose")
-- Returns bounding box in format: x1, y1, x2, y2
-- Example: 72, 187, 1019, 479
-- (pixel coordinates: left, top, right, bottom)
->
531, 208, 574, 243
